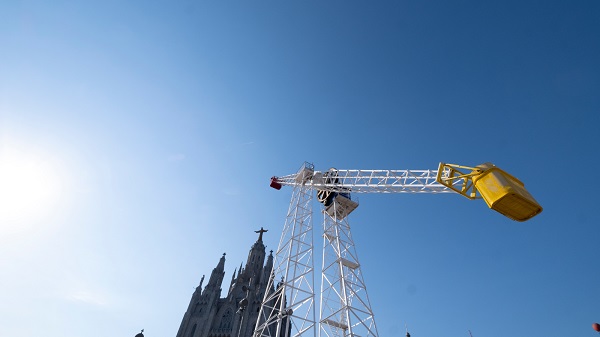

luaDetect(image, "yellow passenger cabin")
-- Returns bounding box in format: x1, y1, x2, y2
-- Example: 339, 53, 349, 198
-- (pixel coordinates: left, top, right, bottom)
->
472, 164, 542, 222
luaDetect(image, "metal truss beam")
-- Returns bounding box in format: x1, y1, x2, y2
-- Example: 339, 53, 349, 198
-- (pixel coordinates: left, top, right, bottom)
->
274, 169, 461, 194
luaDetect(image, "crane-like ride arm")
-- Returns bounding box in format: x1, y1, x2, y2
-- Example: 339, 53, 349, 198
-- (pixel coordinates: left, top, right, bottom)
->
270, 162, 542, 222
256, 161, 542, 337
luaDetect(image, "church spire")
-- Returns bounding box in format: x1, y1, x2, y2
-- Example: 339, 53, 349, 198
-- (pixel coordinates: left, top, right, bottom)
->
176, 229, 276, 337
216, 253, 226, 270
266, 250, 273, 268
261, 250, 274, 286
205, 253, 226, 292
230, 267, 237, 287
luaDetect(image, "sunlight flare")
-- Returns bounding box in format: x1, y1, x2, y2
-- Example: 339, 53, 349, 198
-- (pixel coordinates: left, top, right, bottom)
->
0, 146, 63, 225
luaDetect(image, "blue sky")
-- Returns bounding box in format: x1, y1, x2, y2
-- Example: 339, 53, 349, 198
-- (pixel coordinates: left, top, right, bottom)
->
1, 1, 599, 337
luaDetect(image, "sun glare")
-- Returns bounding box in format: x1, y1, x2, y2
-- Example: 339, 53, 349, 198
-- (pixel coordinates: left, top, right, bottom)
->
0, 147, 63, 226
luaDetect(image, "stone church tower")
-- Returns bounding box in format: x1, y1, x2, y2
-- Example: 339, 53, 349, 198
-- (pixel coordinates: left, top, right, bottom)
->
176, 229, 278, 337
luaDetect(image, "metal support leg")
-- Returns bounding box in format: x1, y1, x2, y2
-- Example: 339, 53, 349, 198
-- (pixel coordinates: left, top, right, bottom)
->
320, 199, 379, 337
254, 179, 316, 337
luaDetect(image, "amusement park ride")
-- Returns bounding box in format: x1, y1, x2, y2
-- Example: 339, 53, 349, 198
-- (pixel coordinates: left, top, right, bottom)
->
253, 162, 542, 337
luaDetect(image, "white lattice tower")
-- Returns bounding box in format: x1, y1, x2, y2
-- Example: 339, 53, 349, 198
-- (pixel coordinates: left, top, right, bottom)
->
254, 168, 316, 337
319, 199, 378, 337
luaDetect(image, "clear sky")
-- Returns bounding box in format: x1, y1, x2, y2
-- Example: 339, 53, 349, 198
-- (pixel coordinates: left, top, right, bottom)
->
1, 1, 599, 337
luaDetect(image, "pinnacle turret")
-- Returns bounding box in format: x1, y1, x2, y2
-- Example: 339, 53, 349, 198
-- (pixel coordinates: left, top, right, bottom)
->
260, 250, 274, 287
266, 250, 273, 268
216, 253, 226, 270
205, 253, 226, 293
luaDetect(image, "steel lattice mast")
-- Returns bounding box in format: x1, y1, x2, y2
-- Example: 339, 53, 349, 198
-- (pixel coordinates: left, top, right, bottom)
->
254, 163, 317, 337
319, 200, 378, 337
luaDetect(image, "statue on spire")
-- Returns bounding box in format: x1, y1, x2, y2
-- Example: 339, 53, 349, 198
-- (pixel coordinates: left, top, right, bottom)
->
254, 227, 268, 241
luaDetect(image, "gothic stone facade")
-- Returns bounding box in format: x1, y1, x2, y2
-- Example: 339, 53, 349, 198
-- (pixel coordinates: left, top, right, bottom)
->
176, 231, 276, 337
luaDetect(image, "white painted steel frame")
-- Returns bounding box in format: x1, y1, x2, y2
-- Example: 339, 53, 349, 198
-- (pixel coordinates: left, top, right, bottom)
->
320, 200, 378, 337
254, 177, 316, 337
259, 165, 463, 337
274, 169, 460, 194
